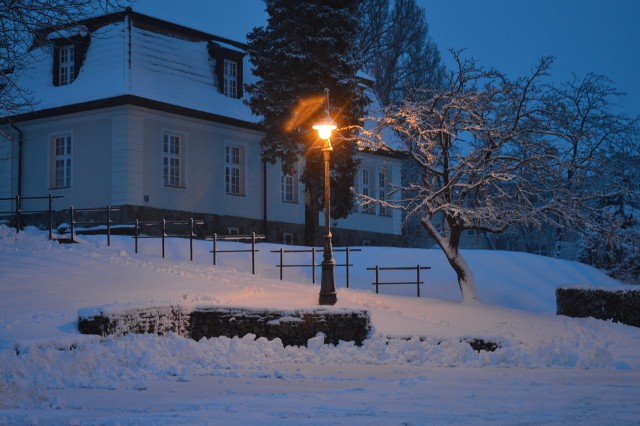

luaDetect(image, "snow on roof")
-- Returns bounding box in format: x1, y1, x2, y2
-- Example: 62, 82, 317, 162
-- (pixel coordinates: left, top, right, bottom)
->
46, 25, 89, 40
4, 11, 258, 124
128, 24, 255, 122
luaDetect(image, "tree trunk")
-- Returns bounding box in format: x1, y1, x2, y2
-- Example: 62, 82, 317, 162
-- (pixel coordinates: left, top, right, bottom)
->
421, 218, 478, 302
304, 186, 320, 247
443, 247, 478, 303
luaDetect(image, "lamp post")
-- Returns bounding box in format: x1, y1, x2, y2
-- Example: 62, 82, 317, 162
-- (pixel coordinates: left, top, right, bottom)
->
312, 89, 338, 305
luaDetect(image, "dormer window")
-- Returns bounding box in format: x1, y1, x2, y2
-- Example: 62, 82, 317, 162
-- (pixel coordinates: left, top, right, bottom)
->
50, 34, 90, 87
223, 59, 238, 98
58, 45, 75, 86
208, 42, 244, 99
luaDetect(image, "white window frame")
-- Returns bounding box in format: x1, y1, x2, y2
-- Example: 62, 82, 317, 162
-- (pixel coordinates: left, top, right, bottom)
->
225, 144, 244, 195
163, 132, 185, 188
59, 45, 75, 86
228, 227, 239, 236
51, 134, 72, 189
378, 168, 388, 216
360, 168, 373, 214
223, 59, 238, 98
280, 161, 298, 203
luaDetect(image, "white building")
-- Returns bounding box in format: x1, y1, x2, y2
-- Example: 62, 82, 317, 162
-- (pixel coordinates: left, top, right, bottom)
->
0, 9, 403, 246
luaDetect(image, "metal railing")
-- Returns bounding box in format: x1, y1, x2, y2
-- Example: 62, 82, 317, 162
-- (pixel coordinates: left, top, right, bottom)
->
207, 232, 265, 274
0, 194, 63, 238
367, 265, 431, 297
67, 206, 120, 245
133, 218, 205, 261
271, 246, 360, 287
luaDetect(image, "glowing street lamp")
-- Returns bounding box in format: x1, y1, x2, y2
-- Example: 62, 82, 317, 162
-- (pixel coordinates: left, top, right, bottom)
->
313, 89, 338, 306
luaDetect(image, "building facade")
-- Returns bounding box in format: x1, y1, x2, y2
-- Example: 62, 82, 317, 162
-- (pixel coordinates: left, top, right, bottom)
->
0, 9, 403, 246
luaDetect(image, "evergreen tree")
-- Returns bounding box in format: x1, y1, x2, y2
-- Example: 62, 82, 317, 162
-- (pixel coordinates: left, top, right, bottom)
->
246, 0, 369, 246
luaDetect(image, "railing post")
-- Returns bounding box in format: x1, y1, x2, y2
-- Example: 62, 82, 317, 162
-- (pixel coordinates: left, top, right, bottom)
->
279, 248, 284, 280
375, 265, 380, 294
416, 265, 421, 298
69, 206, 75, 242
251, 232, 256, 275
107, 206, 112, 247
15, 194, 20, 233
189, 218, 194, 261
213, 233, 217, 265
311, 247, 316, 284
48, 194, 53, 240
345, 247, 350, 288
161, 219, 166, 258
134, 219, 139, 254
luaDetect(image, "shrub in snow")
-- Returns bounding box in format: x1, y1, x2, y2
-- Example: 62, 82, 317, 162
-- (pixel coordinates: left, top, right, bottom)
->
556, 287, 640, 327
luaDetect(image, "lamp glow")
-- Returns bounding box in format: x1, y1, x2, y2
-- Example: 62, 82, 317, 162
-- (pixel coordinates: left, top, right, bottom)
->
312, 115, 337, 140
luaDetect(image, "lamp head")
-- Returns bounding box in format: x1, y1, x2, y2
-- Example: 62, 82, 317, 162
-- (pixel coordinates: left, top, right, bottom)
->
312, 114, 337, 140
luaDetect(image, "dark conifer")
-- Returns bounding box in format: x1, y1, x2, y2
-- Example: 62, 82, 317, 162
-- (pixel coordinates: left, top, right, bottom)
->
246, 0, 369, 245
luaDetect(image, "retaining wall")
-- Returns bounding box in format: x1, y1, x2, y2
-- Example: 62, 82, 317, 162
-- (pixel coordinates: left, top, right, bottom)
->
78, 305, 371, 346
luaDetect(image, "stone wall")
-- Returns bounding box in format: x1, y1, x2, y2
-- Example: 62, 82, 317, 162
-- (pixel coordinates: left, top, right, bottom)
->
556, 287, 640, 328
78, 305, 372, 347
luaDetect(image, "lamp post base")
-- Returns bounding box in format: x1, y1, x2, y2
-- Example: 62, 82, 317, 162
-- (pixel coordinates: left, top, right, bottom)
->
319, 234, 337, 306
319, 271, 337, 305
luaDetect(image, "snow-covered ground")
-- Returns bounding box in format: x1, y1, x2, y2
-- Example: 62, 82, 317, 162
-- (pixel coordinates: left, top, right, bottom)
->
1, 225, 639, 425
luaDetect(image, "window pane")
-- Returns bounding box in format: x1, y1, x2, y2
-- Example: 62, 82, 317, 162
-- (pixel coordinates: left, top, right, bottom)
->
225, 145, 243, 195
163, 133, 182, 187
59, 45, 75, 86
223, 59, 238, 98
52, 135, 72, 188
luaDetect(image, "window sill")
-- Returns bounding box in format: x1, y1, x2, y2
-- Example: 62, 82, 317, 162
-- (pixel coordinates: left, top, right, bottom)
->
163, 184, 186, 189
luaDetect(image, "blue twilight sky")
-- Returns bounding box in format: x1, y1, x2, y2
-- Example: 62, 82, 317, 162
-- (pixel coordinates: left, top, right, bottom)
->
130, 0, 640, 118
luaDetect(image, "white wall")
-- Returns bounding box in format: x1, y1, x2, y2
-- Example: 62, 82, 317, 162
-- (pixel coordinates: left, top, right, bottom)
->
12, 109, 113, 212
265, 159, 305, 225
0, 132, 15, 213
331, 152, 403, 236
136, 107, 265, 219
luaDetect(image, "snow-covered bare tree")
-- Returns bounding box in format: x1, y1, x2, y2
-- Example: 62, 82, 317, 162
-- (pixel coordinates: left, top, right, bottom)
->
356, 0, 444, 106
0, 0, 122, 119
544, 73, 640, 281
360, 53, 559, 301
360, 51, 640, 300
